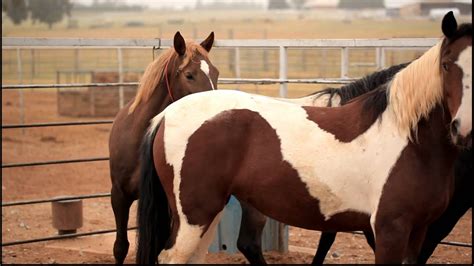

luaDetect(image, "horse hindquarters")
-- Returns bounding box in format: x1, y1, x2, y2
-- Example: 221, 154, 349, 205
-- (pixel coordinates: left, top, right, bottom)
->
136, 123, 171, 264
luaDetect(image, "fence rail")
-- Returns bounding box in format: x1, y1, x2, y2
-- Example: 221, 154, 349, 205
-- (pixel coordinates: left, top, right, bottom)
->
3, 37, 470, 253
2, 157, 109, 168
2, 120, 114, 129
2, 193, 111, 207
2, 37, 439, 48
1, 78, 357, 90
2, 227, 137, 247
2, 37, 438, 98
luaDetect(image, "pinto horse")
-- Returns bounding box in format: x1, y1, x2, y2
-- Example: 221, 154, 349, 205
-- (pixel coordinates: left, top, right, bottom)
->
244, 33, 471, 266
108, 31, 218, 264
137, 12, 471, 264
235, 61, 410, 264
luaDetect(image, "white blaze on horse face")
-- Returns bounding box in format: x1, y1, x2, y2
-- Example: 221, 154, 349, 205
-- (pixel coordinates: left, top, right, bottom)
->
454, 46, 472, 137
200, 60, 215, 90
162, 90, 407, 225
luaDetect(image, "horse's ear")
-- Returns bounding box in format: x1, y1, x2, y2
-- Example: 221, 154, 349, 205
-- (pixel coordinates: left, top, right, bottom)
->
200, 32, 214, 52
442, 11, 457, 39
173, 31, 186, 56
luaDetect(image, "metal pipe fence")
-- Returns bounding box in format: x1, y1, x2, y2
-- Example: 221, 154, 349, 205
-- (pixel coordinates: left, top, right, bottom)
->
2, 193, 111, 207
2, 157, 109, 168
2, 227, 137, 247
2, 120, 114, 129
2, 37, 470, 251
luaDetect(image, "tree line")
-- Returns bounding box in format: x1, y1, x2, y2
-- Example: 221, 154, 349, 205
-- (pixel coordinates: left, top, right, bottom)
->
2, 0, 72, 29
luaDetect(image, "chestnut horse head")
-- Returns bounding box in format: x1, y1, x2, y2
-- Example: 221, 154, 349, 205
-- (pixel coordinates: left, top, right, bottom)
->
128, 31, 219, 113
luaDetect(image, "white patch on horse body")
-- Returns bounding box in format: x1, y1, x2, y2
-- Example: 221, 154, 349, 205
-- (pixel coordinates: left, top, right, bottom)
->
160, 90, 408, 225
454, 46, 472, 137
157, 221, 204, 263
187, 211, 223, 263
370, 205, 378, 241
250, 94, 408, 219
200, 60, 215, 90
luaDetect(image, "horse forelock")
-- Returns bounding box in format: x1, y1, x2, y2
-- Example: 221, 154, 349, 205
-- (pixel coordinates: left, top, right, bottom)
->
388, 41, 444, 141
128, 41, 210, 114
180, 42, 210, 70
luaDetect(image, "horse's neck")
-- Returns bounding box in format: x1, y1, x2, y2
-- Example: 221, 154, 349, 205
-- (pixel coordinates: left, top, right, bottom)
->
408, 104, 457, 154
133, 82, 171, 125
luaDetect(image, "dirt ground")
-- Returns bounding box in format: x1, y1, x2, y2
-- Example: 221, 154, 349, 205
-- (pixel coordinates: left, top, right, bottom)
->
1, 90, 472, 264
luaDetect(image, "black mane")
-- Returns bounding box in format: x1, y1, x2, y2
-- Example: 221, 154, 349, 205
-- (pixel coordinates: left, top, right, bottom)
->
311, 62, 410, 106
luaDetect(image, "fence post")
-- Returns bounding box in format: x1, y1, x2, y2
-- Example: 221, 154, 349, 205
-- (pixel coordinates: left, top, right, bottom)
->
375, 47, 385, 70
234, 47, 241, 79
340, 47, 349, 78
117, 48, 124, 109
279, 46, 288, 98
263, 29, 268, 71
16, 48, 25, 134
30, 49, 35, 81
228, 29, 234, 72
381, 48, 386, 69
74, 48, 80, 82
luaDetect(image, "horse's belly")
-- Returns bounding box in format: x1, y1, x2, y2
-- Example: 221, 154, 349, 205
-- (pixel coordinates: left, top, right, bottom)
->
233, 178, 372, 231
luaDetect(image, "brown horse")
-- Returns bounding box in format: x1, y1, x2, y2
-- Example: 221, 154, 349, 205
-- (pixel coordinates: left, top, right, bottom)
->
108, 31, 218, 264
138, 12, 471, 263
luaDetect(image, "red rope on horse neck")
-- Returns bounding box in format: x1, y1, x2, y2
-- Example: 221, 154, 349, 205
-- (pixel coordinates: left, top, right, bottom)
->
163, 56, 175, 102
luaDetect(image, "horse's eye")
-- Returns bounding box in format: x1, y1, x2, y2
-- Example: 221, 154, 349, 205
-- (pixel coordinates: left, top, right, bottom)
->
442, 62, 449, 71
185, 72, 194, 80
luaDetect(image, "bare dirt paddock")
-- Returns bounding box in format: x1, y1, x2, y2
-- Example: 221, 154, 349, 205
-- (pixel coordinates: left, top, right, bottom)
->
2, 90, 472, 264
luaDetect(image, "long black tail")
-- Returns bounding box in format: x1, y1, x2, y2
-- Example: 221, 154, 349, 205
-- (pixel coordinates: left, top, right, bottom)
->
136, 122, 171, 264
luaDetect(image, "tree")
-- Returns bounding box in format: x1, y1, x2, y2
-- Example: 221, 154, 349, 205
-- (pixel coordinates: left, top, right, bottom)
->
29, 0, 72, 29
2, 0, 28, 25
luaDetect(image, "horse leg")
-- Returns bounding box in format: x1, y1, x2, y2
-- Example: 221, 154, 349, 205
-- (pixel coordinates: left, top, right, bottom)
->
188, 211, 225, 263
363, 230, 376, 252
403, 226, 428, 264
159, 210, 225, 263
111, 185, 134, 265
416, 203, 469, 264
311, 232, 337, 265
237, 201, 267, 265
374, 218, 411, 263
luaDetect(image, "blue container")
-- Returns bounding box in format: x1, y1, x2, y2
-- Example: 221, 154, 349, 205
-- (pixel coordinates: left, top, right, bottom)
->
208, 196, 288, 253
